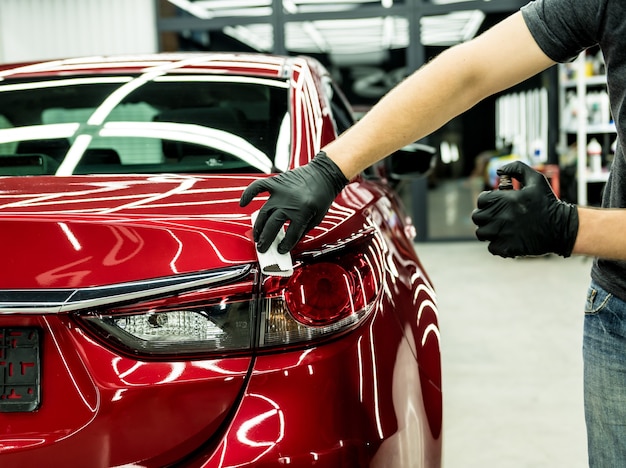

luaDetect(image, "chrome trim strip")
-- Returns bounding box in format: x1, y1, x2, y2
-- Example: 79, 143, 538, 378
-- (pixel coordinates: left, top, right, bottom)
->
0, 265, 251, 314
299, 225, 378, 258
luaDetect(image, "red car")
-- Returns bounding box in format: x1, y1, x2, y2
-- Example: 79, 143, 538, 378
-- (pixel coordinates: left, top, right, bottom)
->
0, 53, 441, 467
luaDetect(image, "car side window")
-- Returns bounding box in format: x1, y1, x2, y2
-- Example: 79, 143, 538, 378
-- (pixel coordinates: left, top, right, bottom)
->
325, 80, 354, 135
0, 114, 17, 155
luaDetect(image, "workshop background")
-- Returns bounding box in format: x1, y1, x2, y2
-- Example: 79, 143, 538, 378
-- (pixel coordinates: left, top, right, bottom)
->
0, 0, 598, 465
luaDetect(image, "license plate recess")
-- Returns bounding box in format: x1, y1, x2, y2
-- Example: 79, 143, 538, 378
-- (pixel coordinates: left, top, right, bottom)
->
0, 328, 41, 412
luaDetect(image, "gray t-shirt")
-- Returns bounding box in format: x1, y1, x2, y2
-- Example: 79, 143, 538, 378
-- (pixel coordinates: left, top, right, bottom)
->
522, 0, 626, 300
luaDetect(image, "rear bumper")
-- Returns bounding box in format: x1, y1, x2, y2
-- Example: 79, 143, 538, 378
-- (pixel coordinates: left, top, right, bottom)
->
0, 301, 441, 467
192, 312, 442, 468
0, 315, 251, 467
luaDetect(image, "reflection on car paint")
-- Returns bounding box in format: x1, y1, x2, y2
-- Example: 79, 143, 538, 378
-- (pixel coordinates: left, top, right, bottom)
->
0, 53, 442, 466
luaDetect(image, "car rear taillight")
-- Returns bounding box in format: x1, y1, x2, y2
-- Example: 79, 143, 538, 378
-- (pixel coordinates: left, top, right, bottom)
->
79, 279, 256, 358
76, 234, 384, 357
259, 235, 383, 348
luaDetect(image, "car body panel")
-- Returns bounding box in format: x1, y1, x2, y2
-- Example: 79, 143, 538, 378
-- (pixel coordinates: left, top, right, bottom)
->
0, 53, 441, 467
0, 175, 381, 289
0, 315, 252, 467
197, 282, 441, 468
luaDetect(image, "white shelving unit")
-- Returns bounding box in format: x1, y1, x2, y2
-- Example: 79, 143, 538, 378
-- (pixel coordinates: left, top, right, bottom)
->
560, 52, 615, 205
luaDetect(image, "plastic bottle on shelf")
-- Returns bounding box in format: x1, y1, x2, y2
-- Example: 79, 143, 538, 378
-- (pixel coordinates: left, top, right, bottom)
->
564, 91, 578, 130
587, 92, 601, 124
587, 138, 603, 174
531, 139, 546, 166
599, 91, 611, 125
608, 137, 617, 165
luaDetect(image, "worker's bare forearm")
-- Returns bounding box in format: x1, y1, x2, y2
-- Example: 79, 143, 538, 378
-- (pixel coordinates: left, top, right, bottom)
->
573, 207, 626, 260
323, 45, 482, 179
322, 12, 555, 180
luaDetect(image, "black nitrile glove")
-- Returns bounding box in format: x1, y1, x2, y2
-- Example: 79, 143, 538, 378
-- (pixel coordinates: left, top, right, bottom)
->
471, 161, 579, 258
240, 151, 349, 254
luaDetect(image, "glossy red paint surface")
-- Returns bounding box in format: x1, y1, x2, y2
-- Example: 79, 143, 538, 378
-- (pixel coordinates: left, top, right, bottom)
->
0, 314, 252, 467
0, 53, 441, 467
195, 276, 441, 468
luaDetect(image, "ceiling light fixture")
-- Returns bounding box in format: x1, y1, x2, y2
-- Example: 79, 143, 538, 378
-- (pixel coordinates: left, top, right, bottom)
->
167, 0, 213, 19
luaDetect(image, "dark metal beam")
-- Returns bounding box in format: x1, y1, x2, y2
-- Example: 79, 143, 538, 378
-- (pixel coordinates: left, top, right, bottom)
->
422, 0, 527, 16
157, 1, 528, 33
272, 0, 287, 55
407, 0, 425, 72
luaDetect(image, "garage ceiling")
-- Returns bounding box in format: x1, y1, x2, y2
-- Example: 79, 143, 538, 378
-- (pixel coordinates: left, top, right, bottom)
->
166, 0, 486, 61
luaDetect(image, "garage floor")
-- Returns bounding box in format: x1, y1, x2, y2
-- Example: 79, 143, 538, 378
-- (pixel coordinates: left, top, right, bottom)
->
415, 240, 591, 468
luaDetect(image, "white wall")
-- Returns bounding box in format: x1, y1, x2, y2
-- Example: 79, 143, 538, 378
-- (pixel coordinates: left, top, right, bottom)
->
0, 0, 157, 63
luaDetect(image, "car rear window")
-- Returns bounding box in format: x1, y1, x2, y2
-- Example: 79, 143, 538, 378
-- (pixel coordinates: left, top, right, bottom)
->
0, 75, 289, 175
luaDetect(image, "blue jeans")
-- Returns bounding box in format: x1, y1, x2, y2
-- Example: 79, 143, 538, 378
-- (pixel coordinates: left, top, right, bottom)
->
584, 281, 626, 467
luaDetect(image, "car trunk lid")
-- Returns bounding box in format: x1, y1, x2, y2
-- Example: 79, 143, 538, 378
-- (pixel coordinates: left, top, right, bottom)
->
0, 174, 261, 289
0, 174, 260, 465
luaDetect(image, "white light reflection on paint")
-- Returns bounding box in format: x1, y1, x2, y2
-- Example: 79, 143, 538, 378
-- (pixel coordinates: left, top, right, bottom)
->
103, 225, 144, 267
42, 316, 98, 412
366, 245, 381, 292
235, 393, 285, 464
110, 463, 147, 468
417, 299, 438, 322
0, 176, 252, 212
155, 74, 289, 88
99, 176, 197, 214
0, 59, 68, 79
370, 325, 428, 468
354, 267, 367, 307
114, 359, 145, 383
0, 76, 131, 93
250, 349, 314, 377
35, 257, 92, 288
411, 277, 436, 303
111, 389, 126, 402
58, 222, 82, 251
421, 323, 441, 347
192, 360, 248, 375
357, 335, 364, 402
369, 318, 384, 439
411, 269, 437, 298
0, 439, 47, 451
0, 169, 239, 212
197, 232, 240, 265
158, 362, 186, 384
239, 411, 282, 447
296, 348, 313, 366
340, 183, 375, 209
0, 181, 138, 210
290, 62, 309, 168
165, 229, 184, 274
343, 273, 355, 313
112, 358, 186, 385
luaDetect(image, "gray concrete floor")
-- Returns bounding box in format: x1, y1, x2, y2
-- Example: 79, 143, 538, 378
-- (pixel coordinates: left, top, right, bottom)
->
415, 240, 592, 467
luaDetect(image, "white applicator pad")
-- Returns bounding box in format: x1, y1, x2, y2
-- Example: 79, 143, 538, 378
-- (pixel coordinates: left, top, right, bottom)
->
251, 210, 294, 277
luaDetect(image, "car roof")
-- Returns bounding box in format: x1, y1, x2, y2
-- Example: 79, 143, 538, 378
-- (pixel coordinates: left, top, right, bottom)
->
0, 52, 316, 80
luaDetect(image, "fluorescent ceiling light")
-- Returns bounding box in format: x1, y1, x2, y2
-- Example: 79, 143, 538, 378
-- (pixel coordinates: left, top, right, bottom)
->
167, 1, 486, 61
223, 25, 274, 52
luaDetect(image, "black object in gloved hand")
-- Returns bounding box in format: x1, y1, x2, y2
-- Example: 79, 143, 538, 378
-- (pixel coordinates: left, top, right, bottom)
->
239, 151, 349, 254
471, 161, 579, 258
